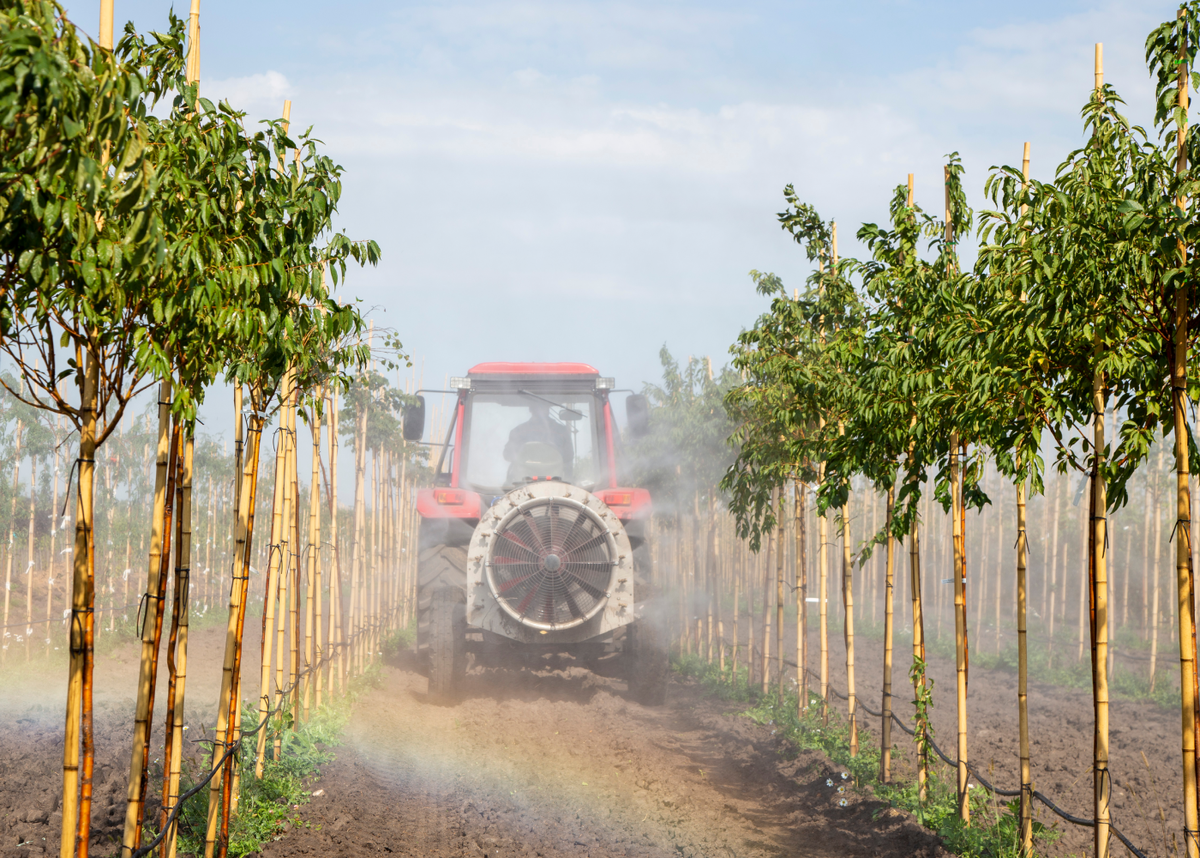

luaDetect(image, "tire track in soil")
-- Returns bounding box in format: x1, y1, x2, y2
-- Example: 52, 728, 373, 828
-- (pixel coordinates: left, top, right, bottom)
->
262, 661, 948, 858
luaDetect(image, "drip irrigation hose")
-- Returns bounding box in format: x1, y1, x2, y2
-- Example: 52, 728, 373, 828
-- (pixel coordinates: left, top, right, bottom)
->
0, 600, 144, 632
127, 615, 385, 857
705, 634, 1152, 856
785, 662, 1148, 858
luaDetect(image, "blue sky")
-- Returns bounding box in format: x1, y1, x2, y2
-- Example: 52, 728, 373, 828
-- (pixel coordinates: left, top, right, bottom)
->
73, 0, 1167, 420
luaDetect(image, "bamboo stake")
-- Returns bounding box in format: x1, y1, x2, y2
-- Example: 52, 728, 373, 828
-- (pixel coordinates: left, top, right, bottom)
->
1153, 439, 1165, 691
255, 373, 292, 776
947, 159, 970, 822
397, 426, 410, 629
818, 251, 829, 717
47, 424, 61, 655
328, 390, 344, 693
1078, 492, 1088, 664
1040, 470, 1051, 627
304, 398, 322, 719
206, 407, 264, 858
162, 432, 194, 858
881, 484, 894, 781
26, 452, 35, 661
843, 487, 857, 756
1017, 140, 1034, 857
1016, 468, 1033, 855
288, 419, 301, 716
708, 493, 716, 666
370, 449, 381, 661
827, 221, 858, 751
994, 472, 1004, 653
953, 436, 969, 823
796, 479, 807, 712
775, 489, 785, 695
760, 488, 773, 694
273, 422, 294, 759
1088, 47, 1112, 858
905, 171, 929, 803
910, 497, 927, 803
1090, 372, 1112, 858
714, 495, 724, 672
731, 564, 740, 676
1172, 14, 1200, 856
120, 380, 173, 857
868, 492, 877, 626
2, 421, 20, 667
351, 364, 369, 676
1049, 470, 1062, 662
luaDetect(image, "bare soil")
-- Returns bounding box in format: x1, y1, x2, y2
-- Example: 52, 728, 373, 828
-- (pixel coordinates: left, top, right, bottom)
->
822, 623, 1183, 858
0, 620, 262, 858
0, 619, 1186, 858
258, 655, 947, 858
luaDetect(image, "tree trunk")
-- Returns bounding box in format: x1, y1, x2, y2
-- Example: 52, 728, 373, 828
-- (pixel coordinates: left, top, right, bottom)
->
162, 432, 194, 858
61, 352, 98, 858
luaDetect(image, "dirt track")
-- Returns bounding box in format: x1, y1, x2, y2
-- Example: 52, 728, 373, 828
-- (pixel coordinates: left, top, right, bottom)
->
0, 621, 1188, 858
259, 657, 946, 858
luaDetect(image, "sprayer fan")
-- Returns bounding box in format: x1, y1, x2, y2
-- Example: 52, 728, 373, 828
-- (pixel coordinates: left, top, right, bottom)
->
486, 496, 616, 629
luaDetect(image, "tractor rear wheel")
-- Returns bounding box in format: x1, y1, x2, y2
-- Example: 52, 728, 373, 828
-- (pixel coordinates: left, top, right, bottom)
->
428, 588, 466, 700
417, 544, 468, 672
626, 614, 668, 706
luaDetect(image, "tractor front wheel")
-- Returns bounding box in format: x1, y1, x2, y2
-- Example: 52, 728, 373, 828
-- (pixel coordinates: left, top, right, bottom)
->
428, 588, 466, 701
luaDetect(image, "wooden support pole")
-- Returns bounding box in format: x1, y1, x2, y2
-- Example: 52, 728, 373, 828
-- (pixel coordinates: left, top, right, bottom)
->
120, 380, 172, 858
1017, 140, 1034, 858
881, 484, 895, 782
1172, 14, 1200, 858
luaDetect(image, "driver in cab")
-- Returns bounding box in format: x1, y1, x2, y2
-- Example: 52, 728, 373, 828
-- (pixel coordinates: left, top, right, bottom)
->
504, 400, 574, 479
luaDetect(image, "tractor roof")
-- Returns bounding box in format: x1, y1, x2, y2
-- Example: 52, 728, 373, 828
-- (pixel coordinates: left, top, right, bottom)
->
468, 362, 599, 376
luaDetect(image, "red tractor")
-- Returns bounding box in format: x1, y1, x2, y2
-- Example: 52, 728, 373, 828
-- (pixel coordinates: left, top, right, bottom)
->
403, 362, 667, 704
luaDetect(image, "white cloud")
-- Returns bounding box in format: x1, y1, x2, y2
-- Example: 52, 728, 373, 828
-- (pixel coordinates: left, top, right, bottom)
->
203, 71, 292, 119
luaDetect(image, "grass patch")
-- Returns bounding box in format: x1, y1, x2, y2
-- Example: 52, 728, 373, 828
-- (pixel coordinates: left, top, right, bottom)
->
674, 654, 1057, 858
383, 624, 416, 661
171, 649, 386, 857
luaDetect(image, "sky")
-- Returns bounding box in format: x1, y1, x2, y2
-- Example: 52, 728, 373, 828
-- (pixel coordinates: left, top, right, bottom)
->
67, 0, 1172, 431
